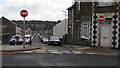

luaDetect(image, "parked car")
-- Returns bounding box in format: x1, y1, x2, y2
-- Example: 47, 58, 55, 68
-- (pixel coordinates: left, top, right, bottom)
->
38, 34, 43, 38
9, 35, 23, 45
25, 34, 32, 45
41, 37, 49, 44
48, 36, 61, 46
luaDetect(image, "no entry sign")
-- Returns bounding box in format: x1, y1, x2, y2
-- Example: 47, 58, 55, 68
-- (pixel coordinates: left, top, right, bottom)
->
20, 9, 28, 48
20, 10, 28, 17
99, 16, 105, 22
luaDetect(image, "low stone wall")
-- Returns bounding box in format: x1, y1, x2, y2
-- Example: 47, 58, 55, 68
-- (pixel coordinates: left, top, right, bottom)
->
65, 34, 92, 46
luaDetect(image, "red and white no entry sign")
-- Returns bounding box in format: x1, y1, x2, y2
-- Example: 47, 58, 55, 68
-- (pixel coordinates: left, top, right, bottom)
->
99, 16, 105, 22
20, 9, 28, 48
20, 10, 28, 17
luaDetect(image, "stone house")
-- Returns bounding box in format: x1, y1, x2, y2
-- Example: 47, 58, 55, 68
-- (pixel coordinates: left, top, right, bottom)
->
67, 2, 92, 46
92, 2, 119, 48
66, 2, 119, 49
0, 17, 16, 44
0, 17, 31, 45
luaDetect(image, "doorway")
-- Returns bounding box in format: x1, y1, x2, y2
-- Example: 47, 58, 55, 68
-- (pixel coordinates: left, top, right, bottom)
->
100, 18, 112, 47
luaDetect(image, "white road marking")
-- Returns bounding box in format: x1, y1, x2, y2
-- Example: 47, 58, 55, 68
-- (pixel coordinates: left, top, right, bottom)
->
48, 50, 62, 54
23, 51, 33, 53
61, 51, 71, 54
86, 53, 96, 55
36, 50, 46, 53
48, 50, 58, 52
14, 49, 85, 55
72, 51, 83, 54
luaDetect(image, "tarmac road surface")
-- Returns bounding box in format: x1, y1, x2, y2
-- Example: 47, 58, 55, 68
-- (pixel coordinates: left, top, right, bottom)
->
1, 36, 119, 68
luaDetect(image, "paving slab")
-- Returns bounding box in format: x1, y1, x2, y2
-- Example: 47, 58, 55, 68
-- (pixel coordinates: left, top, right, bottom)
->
0, 45, 42, 52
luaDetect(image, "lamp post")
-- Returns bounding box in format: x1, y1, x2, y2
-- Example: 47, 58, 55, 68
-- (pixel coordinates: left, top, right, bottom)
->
63, 11, 67, 34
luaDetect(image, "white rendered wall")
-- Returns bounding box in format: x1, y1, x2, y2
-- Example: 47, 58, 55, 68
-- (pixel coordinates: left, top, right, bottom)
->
53, 19, 68, 38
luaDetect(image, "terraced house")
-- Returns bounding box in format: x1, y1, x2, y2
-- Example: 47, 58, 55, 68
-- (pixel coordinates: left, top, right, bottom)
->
67, 2, 92, 46
0, 17, 31, 45
92, 2, 119, 49
66, 1, 119, 49
0, 17, 16, 44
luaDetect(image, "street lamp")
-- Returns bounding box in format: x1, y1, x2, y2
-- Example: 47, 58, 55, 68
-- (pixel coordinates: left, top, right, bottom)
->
62, 11, 67, 34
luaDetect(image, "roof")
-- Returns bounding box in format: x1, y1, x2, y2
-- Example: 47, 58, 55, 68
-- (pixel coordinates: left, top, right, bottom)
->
1, 16, 31, 31
67, 4, 75, 10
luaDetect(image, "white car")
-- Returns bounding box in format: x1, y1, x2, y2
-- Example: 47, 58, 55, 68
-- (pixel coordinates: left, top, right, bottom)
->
25, 35, 32, 44
41, 37, 49, 44
10, 35, 23, 45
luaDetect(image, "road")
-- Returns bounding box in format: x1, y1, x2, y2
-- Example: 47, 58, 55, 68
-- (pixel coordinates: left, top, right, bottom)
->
1, 36, 119, 68
31, 36, 72, 51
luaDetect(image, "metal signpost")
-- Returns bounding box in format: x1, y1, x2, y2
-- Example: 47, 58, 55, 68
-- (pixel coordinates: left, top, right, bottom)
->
20, 10, 28, 48
98, 15, 105, 47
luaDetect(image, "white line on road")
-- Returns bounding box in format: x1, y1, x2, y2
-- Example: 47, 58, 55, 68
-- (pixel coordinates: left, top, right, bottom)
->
23, 51, 33, 53
48, 50, 62, 54
36, 50, 46, 53
72, 51, 83, 54
86, 53, 96, 55
48, 50, 58, 52
61, 51, 71, 54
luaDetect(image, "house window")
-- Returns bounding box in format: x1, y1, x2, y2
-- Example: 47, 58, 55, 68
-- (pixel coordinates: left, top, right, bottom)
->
98, 2, 114, 6
81, 22, 90, 39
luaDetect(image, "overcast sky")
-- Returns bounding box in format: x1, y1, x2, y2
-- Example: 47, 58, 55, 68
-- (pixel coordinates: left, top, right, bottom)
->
0, 0, 73, 21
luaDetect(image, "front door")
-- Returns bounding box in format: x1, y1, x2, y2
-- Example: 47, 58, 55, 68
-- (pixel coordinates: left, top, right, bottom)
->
100, 19, 112, 47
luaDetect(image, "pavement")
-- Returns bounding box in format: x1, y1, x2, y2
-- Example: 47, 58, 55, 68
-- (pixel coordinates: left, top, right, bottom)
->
64, 45, 120, 56
0, 44, 120, 56
0, 44, 42, 52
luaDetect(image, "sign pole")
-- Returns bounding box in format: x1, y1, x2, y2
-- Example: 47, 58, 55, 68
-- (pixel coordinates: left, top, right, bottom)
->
98, 15, 105, 47
20, 9, 28, 48
23, 17, 26, 48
